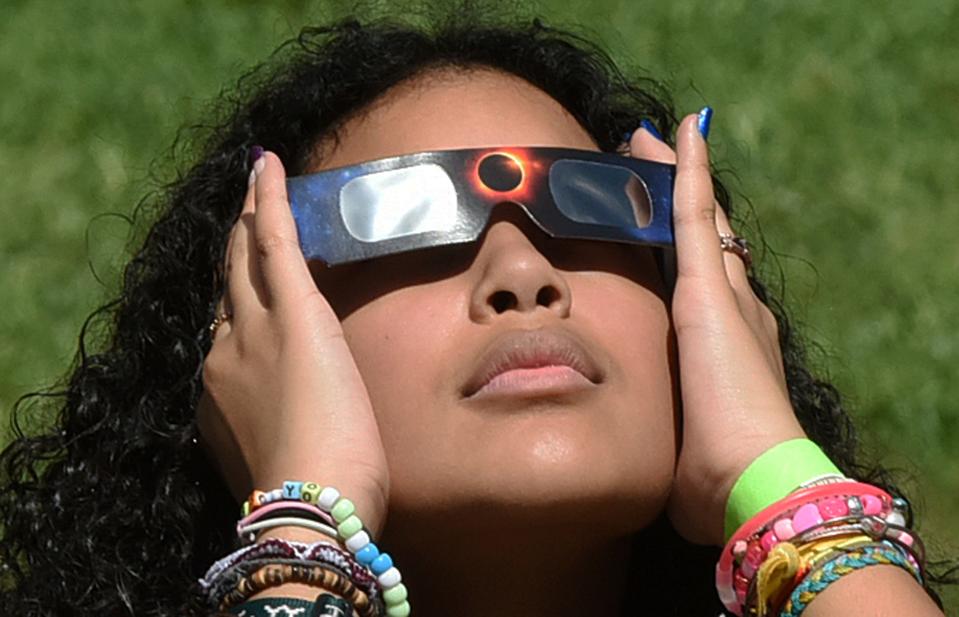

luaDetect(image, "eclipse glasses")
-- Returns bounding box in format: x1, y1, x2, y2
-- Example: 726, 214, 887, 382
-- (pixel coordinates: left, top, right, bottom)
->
287, 146, 676, 267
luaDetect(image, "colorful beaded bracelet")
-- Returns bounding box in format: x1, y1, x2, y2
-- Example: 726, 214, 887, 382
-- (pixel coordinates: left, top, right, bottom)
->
716, 481, 900, 615
243, 481, 411, 617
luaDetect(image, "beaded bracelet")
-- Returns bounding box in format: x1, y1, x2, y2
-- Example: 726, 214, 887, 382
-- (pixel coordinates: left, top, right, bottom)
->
243, 481, 411, 617
716, 482, 903, 615
778, 542, 921, 617
218, 561, 377, 617
205, 554, 381, 614
209, 557, 361, 613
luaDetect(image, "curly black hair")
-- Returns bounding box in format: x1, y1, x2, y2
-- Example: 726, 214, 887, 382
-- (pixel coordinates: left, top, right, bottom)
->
0, 5, 954, 616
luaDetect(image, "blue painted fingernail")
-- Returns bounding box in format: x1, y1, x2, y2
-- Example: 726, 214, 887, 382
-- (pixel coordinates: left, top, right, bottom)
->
697, 106, 713, 140
640, 118, 664, 142
622, 130, 634, 142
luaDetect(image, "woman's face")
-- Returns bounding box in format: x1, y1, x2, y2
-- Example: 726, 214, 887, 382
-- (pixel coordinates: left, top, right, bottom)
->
309, 69, 678, 537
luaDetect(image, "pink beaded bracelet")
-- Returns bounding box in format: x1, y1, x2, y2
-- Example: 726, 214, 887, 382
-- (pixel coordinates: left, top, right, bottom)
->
716, 481, 902, 615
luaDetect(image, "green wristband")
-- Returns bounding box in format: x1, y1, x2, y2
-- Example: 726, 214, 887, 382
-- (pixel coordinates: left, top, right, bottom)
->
723, 438, 842, 541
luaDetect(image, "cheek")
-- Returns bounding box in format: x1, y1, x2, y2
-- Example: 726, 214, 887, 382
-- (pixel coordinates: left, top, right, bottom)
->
339, 288, 460, 438
573, 274, 679, 478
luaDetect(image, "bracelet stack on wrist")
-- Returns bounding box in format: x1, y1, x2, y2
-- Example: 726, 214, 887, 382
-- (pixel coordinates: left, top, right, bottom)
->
716, 439, 925, 617
199, 481, 410, 617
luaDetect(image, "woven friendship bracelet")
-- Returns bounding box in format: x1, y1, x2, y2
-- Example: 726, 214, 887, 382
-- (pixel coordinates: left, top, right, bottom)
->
201, 539, 380, 600
779, 542, 921, 617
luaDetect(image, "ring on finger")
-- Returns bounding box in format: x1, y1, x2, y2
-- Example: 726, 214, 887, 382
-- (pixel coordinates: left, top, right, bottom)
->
209, 312, 233, 337
719, 233, 752, 269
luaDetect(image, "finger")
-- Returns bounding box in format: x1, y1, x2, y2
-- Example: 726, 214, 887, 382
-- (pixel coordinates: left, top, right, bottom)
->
628, 122, 677, 164
252, 152, 320, 310
226, 168, 267, 323
713, 205, 751, 294
673, 114, 733, 290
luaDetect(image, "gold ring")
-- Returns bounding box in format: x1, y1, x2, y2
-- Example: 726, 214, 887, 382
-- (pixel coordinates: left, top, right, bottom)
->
209, 312, 232, 337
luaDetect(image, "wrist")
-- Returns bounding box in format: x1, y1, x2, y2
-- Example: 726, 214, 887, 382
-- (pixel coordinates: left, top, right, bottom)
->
723, 437, 840, 542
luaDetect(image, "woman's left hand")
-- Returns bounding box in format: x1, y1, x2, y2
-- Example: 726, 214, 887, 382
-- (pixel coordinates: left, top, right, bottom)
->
628, 114, 806, 546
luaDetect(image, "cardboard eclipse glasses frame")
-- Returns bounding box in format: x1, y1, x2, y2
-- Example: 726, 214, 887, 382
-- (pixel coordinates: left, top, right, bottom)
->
286, 146, 676, 267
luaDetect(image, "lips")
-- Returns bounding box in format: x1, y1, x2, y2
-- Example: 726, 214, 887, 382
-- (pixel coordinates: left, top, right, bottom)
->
461, 327, 603, 398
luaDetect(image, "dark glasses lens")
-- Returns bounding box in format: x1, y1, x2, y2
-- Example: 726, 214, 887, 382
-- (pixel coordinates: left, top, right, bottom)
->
340, 164, 458, 242
548, 160, 653, 229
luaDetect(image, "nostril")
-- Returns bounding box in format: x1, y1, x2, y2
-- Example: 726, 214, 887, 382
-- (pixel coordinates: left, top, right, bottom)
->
489, 290, 517, 313
536, 285, 559, 307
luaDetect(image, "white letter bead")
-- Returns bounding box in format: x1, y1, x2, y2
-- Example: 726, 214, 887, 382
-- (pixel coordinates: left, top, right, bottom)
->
378, 566, 402, 588
318, 487, 341, 510
887, 511, 906, 527
345, 530, 371, 553
268, 489, 283, 502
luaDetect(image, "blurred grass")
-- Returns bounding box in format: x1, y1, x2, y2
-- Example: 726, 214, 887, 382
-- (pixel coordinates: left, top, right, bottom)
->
1, 0, 956, 611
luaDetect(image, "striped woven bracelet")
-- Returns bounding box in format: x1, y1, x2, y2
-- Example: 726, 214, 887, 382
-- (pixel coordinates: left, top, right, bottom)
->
778, 542, 922, 617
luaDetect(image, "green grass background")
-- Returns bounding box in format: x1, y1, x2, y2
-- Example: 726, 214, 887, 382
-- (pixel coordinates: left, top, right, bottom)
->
1, 0, 956, 611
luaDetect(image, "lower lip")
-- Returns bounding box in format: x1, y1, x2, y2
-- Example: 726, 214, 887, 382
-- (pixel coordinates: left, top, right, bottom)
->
470, 366, 595, 398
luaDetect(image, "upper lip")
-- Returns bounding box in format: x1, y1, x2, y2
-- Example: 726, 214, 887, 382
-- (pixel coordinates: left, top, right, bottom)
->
462, 327, 604, 398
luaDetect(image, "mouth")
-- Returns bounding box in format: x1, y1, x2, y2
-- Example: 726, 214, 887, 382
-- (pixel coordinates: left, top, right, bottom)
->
461, 328, 603, 399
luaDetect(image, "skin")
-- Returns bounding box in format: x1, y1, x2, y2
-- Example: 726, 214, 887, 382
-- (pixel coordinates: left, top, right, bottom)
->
197, 69, 943, 616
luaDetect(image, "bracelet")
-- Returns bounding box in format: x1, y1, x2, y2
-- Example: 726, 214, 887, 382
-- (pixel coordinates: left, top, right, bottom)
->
202, 543, 383, 610
217, 597, 343, 617
237, 500, 334, 526
238, 516, 341, 544
242, 481, 410, 617
218, 561, 377, 617
208, 558, 357, 610
750, 534, 875, 616
778, 542, 921, 617
725, 439, 843, 542
717, 482, 904, 616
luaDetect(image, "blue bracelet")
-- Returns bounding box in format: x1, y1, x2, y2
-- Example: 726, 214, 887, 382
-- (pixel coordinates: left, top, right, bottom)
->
779, 542, 922, 617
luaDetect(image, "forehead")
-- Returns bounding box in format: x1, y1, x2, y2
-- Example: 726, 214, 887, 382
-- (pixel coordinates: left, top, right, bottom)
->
313, 68, 600, 171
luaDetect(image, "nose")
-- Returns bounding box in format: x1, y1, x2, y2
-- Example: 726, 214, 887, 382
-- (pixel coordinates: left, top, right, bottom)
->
468, 205, 573, 323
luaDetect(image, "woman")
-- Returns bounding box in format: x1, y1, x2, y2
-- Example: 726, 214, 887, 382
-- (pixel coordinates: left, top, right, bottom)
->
0, 11, 952, 617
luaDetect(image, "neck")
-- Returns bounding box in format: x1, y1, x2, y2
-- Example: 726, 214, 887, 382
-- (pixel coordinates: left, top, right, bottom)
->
381, 509, 637, 617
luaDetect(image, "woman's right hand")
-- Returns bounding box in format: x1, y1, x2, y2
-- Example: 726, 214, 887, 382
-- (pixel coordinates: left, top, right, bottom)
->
197, 151, 390, 538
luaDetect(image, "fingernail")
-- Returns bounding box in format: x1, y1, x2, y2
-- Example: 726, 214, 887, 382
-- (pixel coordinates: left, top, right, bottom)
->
249, 145, 264, 166
697, 106, 713, 140
622, 130, 634, 142
640, 118, 664, 142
